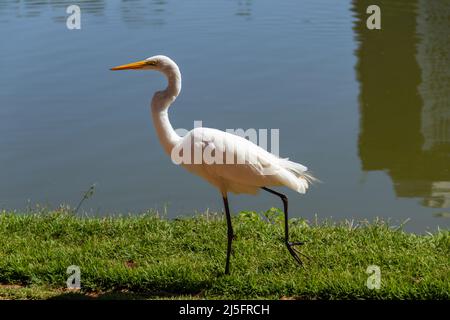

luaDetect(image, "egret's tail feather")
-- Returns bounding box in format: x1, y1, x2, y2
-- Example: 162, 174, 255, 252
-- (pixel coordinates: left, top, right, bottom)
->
300, 170, 320, 184
280, 158, 320, 188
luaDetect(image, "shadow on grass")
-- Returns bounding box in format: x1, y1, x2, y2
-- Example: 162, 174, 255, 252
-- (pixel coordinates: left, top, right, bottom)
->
48, 289, 204, 300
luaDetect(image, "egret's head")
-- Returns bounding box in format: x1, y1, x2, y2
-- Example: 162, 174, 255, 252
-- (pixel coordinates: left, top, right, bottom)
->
110, 55, 176, 72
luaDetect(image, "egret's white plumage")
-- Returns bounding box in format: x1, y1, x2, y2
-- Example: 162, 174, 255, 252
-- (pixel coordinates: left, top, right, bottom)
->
178, 127, 314, 195
111, 55, 316, 274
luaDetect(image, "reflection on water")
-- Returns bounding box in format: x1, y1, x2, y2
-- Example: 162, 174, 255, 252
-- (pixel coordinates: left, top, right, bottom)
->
0, 0, 254, 25
235, 0, 252, 18
353, 0, 450, 208
0, 0, 107, 20
121, 0, 167, 27
0, 0, 169, 25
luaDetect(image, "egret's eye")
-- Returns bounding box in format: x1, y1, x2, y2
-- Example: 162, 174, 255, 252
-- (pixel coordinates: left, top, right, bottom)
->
146, 60, 158, 66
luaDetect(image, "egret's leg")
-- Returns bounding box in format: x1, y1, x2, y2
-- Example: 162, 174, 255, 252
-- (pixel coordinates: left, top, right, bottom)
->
222, 196, 233, 275
261, 187, 308, 266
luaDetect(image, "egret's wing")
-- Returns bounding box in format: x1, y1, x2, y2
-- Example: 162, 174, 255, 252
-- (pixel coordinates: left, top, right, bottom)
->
177, 127, 311, 194
190, 128, 285, 187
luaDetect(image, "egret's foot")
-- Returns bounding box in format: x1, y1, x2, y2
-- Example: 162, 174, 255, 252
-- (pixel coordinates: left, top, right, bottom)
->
286, 241, 311, 267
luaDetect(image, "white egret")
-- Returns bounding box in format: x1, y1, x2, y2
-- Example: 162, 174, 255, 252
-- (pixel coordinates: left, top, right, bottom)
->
111, 55, 316, 274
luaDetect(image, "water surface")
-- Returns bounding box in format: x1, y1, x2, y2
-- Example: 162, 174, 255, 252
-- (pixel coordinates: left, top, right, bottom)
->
0, 0, 449, 232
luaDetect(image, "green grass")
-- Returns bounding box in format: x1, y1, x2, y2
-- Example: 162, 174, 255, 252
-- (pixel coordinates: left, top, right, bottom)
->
0, 208, 448, 300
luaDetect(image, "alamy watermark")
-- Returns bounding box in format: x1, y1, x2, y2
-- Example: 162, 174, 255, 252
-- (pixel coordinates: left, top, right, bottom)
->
366, 265, 381, 290
170, 121, 281, 174
366, 5, 381, 30
66, 265, 81, 290
66, 5, 81, 30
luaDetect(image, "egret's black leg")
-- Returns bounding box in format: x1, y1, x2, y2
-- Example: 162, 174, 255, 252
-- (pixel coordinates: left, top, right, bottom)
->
262, 187, 309, 266
222, 196, 233, 275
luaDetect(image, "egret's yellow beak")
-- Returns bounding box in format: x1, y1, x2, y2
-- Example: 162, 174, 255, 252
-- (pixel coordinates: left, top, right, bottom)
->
110, 60, 149, 71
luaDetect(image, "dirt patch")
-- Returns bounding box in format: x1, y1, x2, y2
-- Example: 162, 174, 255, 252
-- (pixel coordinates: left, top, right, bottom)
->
0, 283, 26, 289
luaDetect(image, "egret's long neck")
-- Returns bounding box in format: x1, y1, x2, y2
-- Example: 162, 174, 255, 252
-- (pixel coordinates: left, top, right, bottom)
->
151, 64, 182, 155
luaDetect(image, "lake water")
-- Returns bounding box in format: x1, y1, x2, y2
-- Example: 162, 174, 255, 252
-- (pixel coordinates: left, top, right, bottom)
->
0, 0, 448, 232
